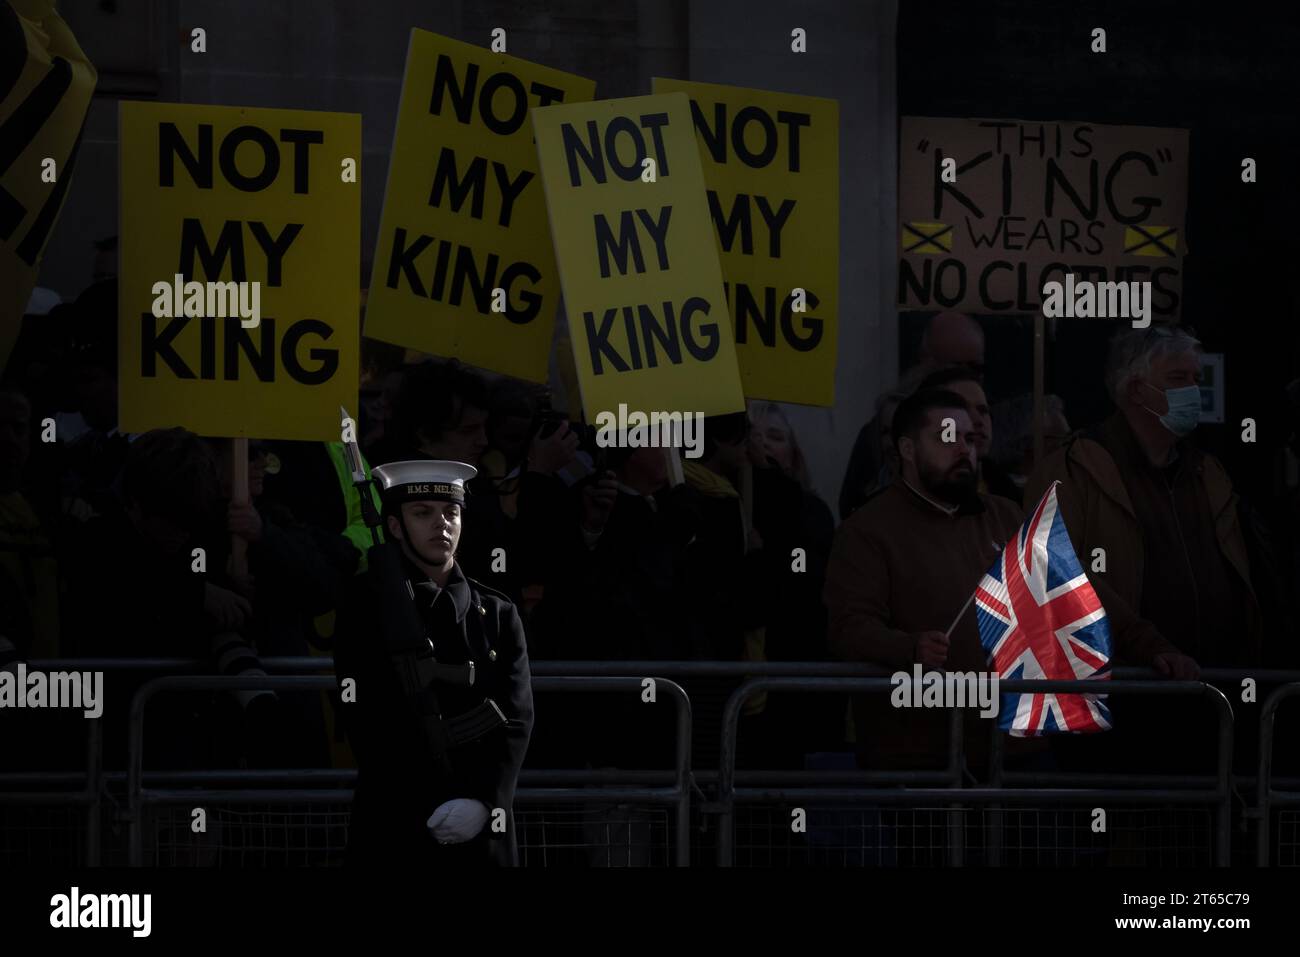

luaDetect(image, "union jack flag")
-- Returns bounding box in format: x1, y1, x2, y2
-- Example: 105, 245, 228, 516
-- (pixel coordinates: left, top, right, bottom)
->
974, 481, 1112, 735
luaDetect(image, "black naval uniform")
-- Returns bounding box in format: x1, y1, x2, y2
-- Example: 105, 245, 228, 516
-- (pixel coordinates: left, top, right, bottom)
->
334, 547, 534, 867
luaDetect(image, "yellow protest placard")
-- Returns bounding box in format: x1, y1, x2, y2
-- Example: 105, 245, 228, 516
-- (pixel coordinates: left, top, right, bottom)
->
653, 78, 838, 407
119, 102, 360, 440
0, 0, 97, 373
532, 92, 745, 421
365, 30, 595, 382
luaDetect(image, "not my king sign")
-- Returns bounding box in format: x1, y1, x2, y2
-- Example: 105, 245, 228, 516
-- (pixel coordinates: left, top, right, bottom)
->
119, 101, 361, 441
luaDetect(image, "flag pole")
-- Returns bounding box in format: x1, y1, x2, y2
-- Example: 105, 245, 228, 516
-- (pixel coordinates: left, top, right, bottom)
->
943, 589, 977, 639
943, 539, 1006, 638
340, 406, 382, 547
947, 483, 1062, 640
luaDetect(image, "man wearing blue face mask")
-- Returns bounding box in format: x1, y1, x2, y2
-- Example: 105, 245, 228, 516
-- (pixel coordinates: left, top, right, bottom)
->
1026, 326, 1263, 684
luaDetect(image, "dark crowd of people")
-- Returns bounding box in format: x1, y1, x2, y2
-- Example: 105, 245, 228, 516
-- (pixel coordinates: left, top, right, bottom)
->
3, 271, 1300, 862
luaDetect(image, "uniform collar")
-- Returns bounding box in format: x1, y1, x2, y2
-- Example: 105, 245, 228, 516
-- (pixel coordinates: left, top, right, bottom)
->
408, 560, 474, 623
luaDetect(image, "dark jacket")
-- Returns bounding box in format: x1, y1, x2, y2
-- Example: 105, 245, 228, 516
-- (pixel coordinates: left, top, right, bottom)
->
257, 440, 383, 578
537, 483, 704, 662
529, 482, 705, 771
824, 480, 1024, 769
753, 484, 842, 761
334, 552, 534, 867
230, 500, 359, 769
839, 414, 885, 520
679, 464, 809, 661
1023, 415, 1262, 667
61, 510, 226, 771
457, 470, 570, 611
242, 500, 359, 656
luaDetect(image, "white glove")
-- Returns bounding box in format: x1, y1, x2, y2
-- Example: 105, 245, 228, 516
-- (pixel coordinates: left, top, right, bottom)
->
426, 798, 490, 844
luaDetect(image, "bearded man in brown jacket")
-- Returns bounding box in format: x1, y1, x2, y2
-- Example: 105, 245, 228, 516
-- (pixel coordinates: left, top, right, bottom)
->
824, 388, 1022, 771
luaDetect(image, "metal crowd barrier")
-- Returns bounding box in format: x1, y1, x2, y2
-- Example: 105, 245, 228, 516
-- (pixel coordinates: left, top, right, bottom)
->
714, 675, 1233, 867
121, 673, 692, 866
0, 718, 104, 866
3, 659, 1299, 867
1257, 682, 1300, 866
